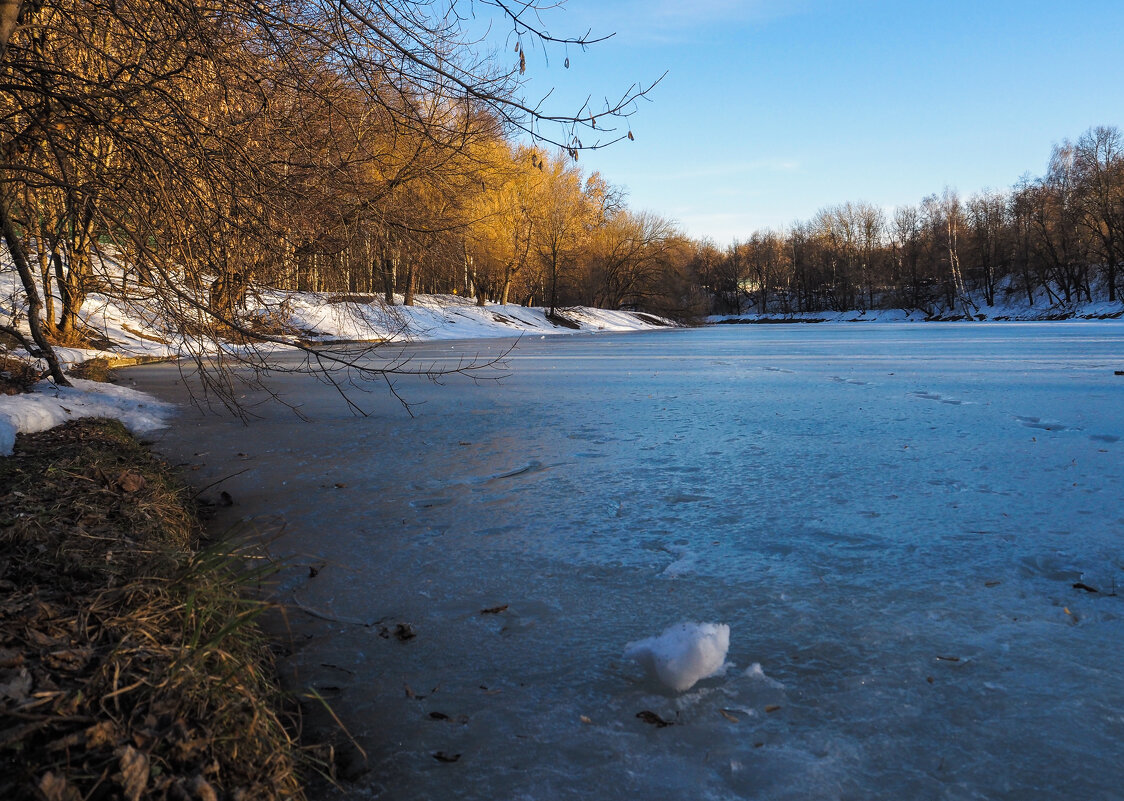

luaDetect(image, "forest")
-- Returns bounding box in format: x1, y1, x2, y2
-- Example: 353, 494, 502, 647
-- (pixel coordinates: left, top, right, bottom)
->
1, 0, 1122, 391
697, 125, 1124, 319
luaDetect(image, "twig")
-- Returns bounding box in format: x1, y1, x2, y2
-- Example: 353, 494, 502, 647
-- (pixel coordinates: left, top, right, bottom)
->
188, 467, 252, 501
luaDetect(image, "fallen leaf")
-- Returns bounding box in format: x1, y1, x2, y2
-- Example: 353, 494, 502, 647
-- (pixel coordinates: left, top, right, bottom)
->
85, 723, 119, 745
719, 708, 739, 723
190, 776, 218, 801
38, 772, 81, 801
117, 471, 146, 493
580, 715, 592, 724
116, 745, 149, 801
45, 648, 92, 671
480, 604, 509, 615
765, 705, 782, 714
334, 482, 346, 488
636, 710, 674, 728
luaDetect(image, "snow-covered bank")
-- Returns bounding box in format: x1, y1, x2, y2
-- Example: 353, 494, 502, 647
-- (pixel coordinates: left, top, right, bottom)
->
710, 284, 1124, 324
1, 271, 676, 373
276, 291, 675, 344
0, 269, 675, 452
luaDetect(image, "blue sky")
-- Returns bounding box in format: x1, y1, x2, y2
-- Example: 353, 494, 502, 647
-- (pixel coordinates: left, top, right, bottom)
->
501, 0, 1124, 244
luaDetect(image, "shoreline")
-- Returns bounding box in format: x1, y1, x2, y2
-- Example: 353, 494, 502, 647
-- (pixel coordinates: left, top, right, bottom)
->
0, 419, 309, 800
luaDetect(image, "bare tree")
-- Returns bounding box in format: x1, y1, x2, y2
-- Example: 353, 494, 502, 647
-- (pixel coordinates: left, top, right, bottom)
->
1073, 126, 1124, 302
0, 0, 658, 400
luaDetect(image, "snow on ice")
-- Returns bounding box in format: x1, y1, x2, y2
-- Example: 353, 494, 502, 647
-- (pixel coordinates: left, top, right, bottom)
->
624, 621, 731, 692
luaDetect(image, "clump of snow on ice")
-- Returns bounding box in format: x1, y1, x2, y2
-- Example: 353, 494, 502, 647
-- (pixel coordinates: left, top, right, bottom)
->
624, 622, 731, 692
0, 377, 174, 456
743, 662, 785, 689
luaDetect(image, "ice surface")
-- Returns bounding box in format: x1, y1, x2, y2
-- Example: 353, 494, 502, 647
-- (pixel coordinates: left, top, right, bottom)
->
625, 621, 731, 692
129, 322, 1124, 800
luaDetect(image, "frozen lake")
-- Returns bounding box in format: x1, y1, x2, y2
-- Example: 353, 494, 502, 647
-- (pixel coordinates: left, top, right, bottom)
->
130, 322, 1124, 800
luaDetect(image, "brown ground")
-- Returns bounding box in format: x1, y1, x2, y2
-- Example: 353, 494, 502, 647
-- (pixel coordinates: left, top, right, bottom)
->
0, 419, 308, 800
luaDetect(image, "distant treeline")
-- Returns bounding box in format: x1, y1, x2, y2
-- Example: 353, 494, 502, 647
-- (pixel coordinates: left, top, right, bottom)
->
692, 126, 1124, 317
256, 123, 1124, 321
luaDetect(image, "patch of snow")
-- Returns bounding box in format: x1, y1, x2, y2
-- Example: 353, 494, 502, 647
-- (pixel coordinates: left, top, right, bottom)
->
710, 280, 1124, 324
660, 544, 699, 577
0, 377, 175, 456
743, 662, 784, 689
624, 621, 731, 692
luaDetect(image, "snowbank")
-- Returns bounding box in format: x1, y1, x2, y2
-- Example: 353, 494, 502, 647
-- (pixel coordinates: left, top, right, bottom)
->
0, 259, 674, 369
711, 290, 1124, 325
274, 291, 674, 343
0, 378, 175, 456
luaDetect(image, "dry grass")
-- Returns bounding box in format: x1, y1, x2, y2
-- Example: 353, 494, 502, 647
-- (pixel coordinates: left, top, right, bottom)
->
66, 357, 117, 383
0, 354, 42, 395
0, 419, 306, 801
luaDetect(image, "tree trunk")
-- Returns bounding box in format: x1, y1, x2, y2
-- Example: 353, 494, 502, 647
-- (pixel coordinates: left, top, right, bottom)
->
0, 0, 22, 62
0, 199, 69, 385
548, 256, 559, 317
499, 267, 512, 305
56, 244, 90, 339
403, 260, 415, 306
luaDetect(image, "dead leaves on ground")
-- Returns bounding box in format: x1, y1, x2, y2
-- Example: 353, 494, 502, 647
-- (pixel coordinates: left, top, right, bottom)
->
115, 746, 149, 801
0, 420, 302, 801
